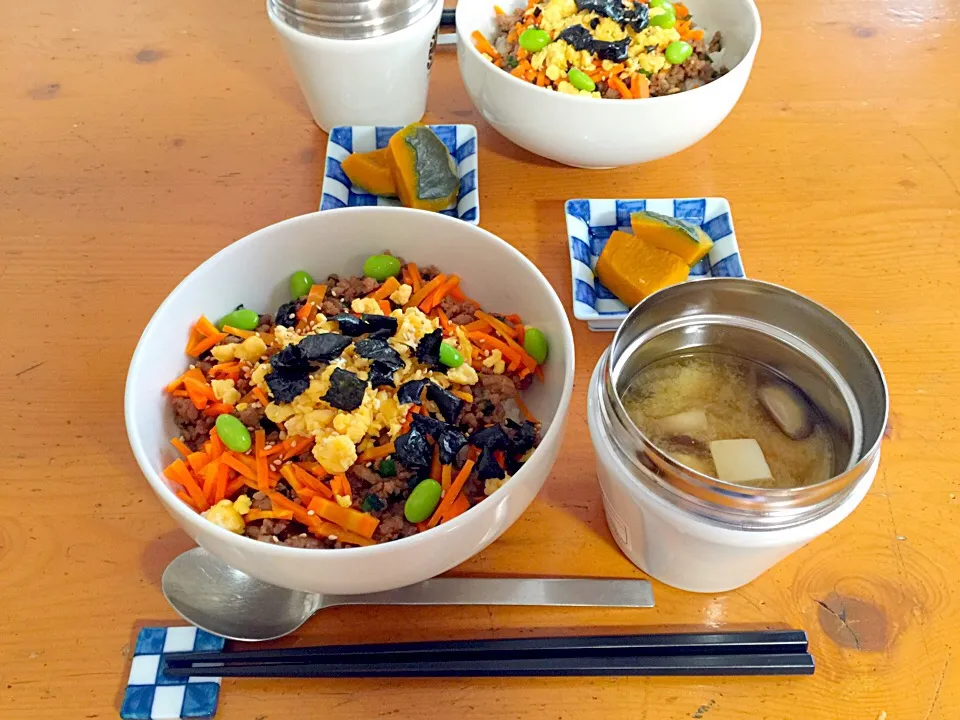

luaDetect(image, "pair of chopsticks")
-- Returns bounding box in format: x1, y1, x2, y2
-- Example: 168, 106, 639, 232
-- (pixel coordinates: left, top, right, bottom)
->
163, 630, 814, 678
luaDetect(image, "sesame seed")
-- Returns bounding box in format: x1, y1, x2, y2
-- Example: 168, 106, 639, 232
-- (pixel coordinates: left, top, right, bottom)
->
328, 535, 338, 541
307, 510, 315, 516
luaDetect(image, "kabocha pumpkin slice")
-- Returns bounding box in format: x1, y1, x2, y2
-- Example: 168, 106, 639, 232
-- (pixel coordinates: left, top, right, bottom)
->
387, 124, 459, 212
595, 230, 689, 307
341, 148, 397, 196
630, 211, 714, 266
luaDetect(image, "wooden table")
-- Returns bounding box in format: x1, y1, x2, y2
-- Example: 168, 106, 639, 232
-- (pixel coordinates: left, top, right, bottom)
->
3, 0, 959, 717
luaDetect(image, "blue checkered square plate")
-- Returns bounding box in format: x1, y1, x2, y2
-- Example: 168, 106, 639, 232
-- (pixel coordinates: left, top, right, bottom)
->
320, 125, 479, 224
566, 197, 746, 332
121, 627, 225, 719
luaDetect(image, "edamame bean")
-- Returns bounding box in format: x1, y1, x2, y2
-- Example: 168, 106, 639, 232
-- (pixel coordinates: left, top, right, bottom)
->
363, 254, 402, 281
404, 478, 442, 523
289, 270, 314, 299
523, 327, 549, 365
217, 308, 259, 331
439, 342, 464, 368
665, 40, 693, 64
649, 0, 672, 8
215, 414, 252, 453
648, 7, 676, 27
519, 27, 551, 53
567, 68, 596, 93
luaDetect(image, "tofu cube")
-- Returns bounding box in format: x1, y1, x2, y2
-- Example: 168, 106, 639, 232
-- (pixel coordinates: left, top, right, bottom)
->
709, 439, 773, 485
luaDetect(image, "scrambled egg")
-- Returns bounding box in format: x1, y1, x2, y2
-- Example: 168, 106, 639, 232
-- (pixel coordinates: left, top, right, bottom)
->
211, 379, 241, 406
537, 0, 577, 35
484, 477, 509, 496
625, 20, 680, 75
203, 497, 250, 534
211, 335, 267, 363
255, 306, 449, 474
447, 363, 479, 386
482, 349, 506, 375
390, 283, 413, 306
530, 39, 602, 97
351, 298, 383, 315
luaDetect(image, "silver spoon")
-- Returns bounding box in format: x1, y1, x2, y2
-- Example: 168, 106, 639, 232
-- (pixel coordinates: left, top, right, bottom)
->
162, 547, 655, 642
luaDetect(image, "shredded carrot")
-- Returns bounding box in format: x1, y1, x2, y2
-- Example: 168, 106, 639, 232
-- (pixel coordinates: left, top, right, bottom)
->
608, 74, 632, 99
265, 491, 313, 526
254, 430, 269, 490
306, 518, 376, 547
407, 263, 422, 293
536, 70, 547, 86
471, 30, 501, 61
468, 332, 530, 370
222, 326, 254, 340
176, 491, 197, 511
297, 461, 329, 480
463, 319, 493, 334
202, 403, 234, 418
448, 285, 467, 302
200, 464, 216, 503
186, 451, 210, 474
307, 284, 327, 304
451, 390, 473, 403
213, 461, 229, 502
441, 464, 453, 493
427, 459, 475, 528
165, 459, 210, 511
185, 325, 204, 356
194, 315, 221, 338
407, 273, 446, 309
357, 442, 396, 464
224, 476, 247, 497
535, 365, 545, 383
474, 311, 519, 340
245, 509, 294, 522
295, 301, 314, 321
252, 387, 269, 407
221, 452, 256, 480
370, 276, 401, 301
437, 309, 451, 334
673, 2, 690, 18
291, 465, 333, 498
187, 332, 227, 358
441, 493, 471, 522
171, 437, 192, 457
494, 4, 505, 14
281, 435, 315, 461
208, 428, 223, 459
423, 275, 460, 313
634, 73, 651, 99
331, 474, 351, 498
430, 443, 442, 481
209, 361, 241, 376
307, 496, 380, 538
377, 299, 391, 315
171, 389, 190, 398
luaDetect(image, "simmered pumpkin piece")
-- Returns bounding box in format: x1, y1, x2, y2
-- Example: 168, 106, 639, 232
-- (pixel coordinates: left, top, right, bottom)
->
595, 230, 689, 307
342, 148, 397, 197
387, 124, 458, 212
630, 211, 714, 266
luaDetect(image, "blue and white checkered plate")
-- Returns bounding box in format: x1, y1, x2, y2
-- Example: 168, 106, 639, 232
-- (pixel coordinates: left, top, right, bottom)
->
320, 125, 480, 224
566, 197, 747, 332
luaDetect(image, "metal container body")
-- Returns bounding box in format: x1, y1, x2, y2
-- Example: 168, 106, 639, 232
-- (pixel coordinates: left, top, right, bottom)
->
598, 278, 888, 531
268, 0, 438, 40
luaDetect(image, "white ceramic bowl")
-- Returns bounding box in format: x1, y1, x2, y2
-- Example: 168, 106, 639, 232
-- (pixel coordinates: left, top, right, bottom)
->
125, 208, 575, 594
456, 0, 761, 168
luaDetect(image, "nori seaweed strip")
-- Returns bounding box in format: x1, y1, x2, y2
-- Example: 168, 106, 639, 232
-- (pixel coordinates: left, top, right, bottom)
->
354, 337, 404, 371
298, 333, 353, 362
416, 329, 443, 369
438, 427, 467, 465
334, 314, 368, 336
322, 368, 366, 411
274, 299, 304, 328
476, 446, 506, 480
397, 378, 429, 405
470, 424, 510, 450
269, 343, 305, 371
265, 368, 310, 404
361, 314, 399, 334
368, 361, 396, 389
395, 425, 432, 470
411, 413, 446, 440
426, 381, 464, 423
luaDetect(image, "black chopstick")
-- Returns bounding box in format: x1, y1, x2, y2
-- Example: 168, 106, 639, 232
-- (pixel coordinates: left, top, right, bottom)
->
165, 631, 807, 670
164, 652, 814, 678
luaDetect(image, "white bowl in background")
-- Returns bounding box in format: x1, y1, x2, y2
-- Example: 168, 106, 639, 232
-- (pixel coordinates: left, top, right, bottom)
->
455, 0, 761, 168
125, 208, 575, 595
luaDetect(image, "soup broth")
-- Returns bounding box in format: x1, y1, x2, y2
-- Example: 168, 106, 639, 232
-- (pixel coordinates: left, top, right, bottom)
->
622, 352, 837, 489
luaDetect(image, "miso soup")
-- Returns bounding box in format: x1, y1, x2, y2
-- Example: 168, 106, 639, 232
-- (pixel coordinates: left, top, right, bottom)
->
622, 352, 837, 489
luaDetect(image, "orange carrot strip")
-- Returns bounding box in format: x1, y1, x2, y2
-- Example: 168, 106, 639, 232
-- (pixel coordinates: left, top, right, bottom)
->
441, 493, 471, 522
427, 459, 476, 528
451, 390, 473, 403
186, 451, 210, 473
265, 491, 312, 526
307, 284, 327, 304
221, 452, 257, 480
494, 4, 505, 14
608, 74, 632, 99
252, 387, 269, 407
184, 325, 204, 356
407, 273, 446, 309
474, 310, 519, 340
171, 437, 192, 457
208, 428, 223, 459
194, 315, 221, 338
244, 509, 295, 522
187, 332, 228, 358
673, 1, 690, 17
424, 275, 460, 313
222, 326, 254, 340
307, 518, 376, 546
164, 459, 209, 511
209, 361, 241, 376
378, 299, 392, 315
291, 465, 333, 498
463, 319, 493, 333
473, 315, 538, 369
224, 476, 247, 497
213, 462, 230, 502
200, 464, 217, 503
171, 389, 190, 398
430, 443, 442, 481
297, 461, 330, 480
448, 285, 467, 302
263, 438, 291, 457
441, 464, 453, 493
176, 490, 198, 511
255, 430, 268, 490
331, 474, 351, 498
296, 301, 314, 321
437, 309, 451, 334
689, 28, 704, 41
471, 29, 500, 61
281, 435, 315, 461
513, 392, 537, 422
202, 403, 235, 417
370, 276, 401, 301
357, 442, 396, 464
407, 263, 422, 293
307, 497, 380, 538
468, 332, 524, 367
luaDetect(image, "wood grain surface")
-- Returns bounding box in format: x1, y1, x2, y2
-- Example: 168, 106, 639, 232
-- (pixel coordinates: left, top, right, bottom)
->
2, 0, 959, 718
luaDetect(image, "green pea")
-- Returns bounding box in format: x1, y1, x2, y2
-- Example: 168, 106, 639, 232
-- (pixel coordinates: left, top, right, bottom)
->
567, 67, 596, 93
215, 414, 252, 453
523, 327, 549, 365
378, 458, 396, 477
289, 270, 314, 299
665, 40, 693, 64
439, 341, 464, 368
648, 7, 676, 27
404, 478, 443, 523
217, 308, 259, 331
363, 254, 402, 282
519, 27, 551, 53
